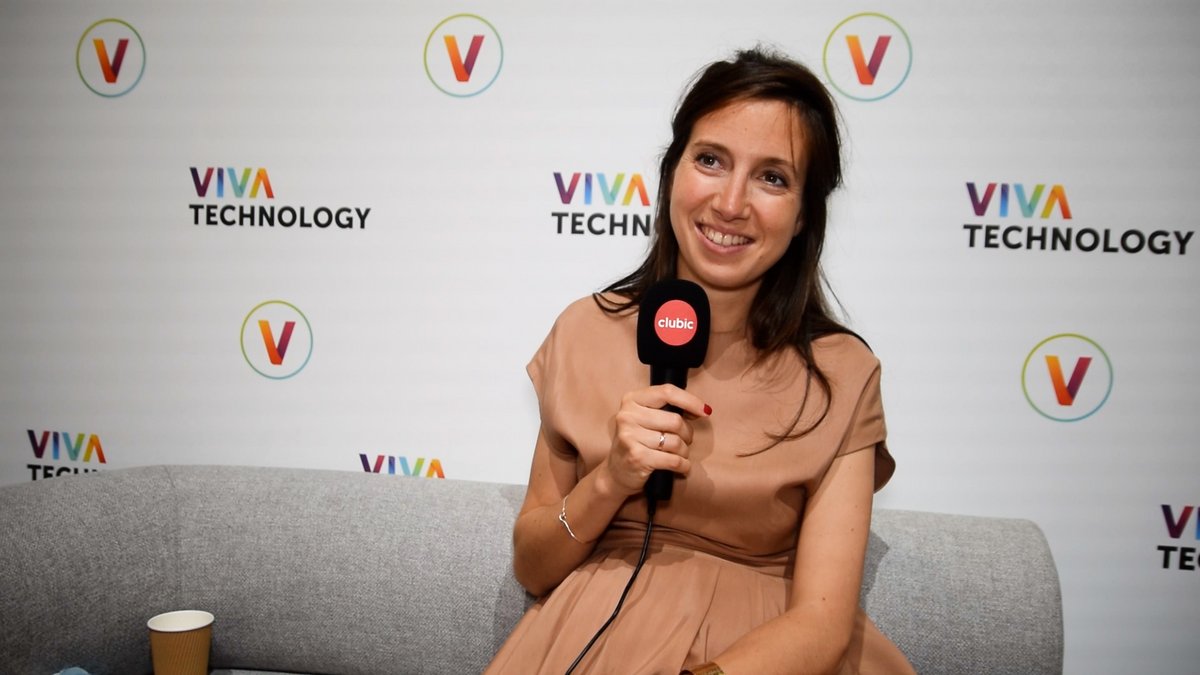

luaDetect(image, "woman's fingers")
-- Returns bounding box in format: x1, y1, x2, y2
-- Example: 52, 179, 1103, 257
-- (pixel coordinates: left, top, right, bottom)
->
606, 384, 710, 495
624, 407, 694, 447
643, 428, 689, 458
627, 384, 711, 420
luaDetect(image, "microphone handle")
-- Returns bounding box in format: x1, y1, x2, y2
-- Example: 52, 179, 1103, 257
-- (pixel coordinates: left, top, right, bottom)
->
646, 365, 689, 503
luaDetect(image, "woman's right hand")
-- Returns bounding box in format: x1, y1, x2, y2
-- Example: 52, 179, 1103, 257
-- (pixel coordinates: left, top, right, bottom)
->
603, 384, 711, 497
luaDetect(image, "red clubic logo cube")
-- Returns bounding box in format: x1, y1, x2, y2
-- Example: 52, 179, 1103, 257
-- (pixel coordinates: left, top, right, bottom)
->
654, 300, 698, 347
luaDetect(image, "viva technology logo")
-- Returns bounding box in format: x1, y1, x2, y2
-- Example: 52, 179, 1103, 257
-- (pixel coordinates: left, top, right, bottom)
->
552, 171, 653, 236
424, 14, 503, 97
1021, 334, 1113, 422
360, 454, 445, 479
240, 301, 313, 379
77, 19, 146, 97
823, 13, 912, 102
188, 166, 372, 230
962, 181, 1193, 255
1159, 504, 1200, 571
26, 429, 107, 481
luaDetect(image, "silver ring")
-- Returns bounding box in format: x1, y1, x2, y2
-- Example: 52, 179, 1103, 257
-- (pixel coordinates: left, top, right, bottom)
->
657, 432, 666, 449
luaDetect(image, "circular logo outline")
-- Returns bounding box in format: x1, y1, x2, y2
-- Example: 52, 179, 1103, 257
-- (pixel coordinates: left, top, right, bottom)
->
654, 300, 698, 347
822, 12, 912, 102
1021, 333, 1114, 422
240, 300, 313, 380
423, 13, 504, 98
76, 18, 146, 98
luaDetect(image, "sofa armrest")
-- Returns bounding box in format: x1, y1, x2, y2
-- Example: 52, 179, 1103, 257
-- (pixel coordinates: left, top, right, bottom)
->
864, 508, 1064, 675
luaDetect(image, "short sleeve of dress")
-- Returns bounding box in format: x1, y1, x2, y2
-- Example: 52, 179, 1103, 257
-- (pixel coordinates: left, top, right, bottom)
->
526, 312, 575, 459
526, 325, 553, 405
836, 362, 896, 492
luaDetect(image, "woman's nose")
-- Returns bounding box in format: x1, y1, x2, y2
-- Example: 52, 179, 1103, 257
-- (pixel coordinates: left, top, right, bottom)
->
712, 177, 749, 220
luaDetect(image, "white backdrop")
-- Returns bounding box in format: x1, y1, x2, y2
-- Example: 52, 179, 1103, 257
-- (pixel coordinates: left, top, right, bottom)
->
2, 2, 1197, 673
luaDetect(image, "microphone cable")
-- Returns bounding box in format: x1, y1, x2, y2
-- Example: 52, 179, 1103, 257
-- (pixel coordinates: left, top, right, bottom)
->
562, 496, 660, 675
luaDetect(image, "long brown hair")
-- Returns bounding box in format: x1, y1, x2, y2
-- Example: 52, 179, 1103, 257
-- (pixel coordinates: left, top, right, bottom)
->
597, 47, 856, 450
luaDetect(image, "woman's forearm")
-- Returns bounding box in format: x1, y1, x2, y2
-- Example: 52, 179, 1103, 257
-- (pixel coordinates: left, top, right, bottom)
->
511, 464, 630, 596
704, 602, 854, 675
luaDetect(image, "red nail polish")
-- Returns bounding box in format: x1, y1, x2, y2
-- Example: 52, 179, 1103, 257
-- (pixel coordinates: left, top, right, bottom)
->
703, 404, 712, 416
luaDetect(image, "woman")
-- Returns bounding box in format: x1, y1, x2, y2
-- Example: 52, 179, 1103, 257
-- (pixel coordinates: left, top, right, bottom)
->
485, 48, 915, 675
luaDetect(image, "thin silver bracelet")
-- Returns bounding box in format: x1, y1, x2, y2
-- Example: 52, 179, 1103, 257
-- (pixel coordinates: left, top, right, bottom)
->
558, 495, 581, 542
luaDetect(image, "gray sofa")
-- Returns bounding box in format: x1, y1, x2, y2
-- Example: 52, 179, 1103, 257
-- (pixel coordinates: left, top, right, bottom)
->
0, 465, 1063, 674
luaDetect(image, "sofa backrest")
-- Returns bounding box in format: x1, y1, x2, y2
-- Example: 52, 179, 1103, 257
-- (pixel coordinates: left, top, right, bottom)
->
0, 465, 1062, 675
864, 508, 1064, 674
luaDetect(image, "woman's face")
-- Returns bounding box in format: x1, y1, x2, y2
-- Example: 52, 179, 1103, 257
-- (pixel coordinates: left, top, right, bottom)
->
669, 98, 806, 299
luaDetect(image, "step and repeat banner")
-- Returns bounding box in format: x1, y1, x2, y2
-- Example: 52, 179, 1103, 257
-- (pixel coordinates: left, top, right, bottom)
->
1, 1, 1196, 672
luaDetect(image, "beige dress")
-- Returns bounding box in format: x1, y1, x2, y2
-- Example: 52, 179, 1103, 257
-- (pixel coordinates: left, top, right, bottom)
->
485, 296, 915, 675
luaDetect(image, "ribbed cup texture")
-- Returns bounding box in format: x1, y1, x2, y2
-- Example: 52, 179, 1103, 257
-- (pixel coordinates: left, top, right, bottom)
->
149, 625, 211, 675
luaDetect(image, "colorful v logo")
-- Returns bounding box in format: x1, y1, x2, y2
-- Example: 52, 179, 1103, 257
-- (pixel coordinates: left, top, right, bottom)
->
845, 35, 891, 85
424, 15, 503, 97
1022, 334, 1111, 422
443, 35, 485, 82
93, 38, 129, 84
77, 19, 145, 97
241, 300, 311, 379
1045, 355, 1092, 405
259, 320, 296, 366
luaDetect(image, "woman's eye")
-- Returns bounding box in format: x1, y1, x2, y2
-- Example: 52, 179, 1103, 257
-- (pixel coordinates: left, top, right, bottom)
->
695, 152, 720, 168
763, 171, 788, 187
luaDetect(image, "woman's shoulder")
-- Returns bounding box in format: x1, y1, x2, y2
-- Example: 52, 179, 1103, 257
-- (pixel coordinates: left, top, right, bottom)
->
551, 292, 636, 334
528, 293, 639, 400
811, 330, 881, 379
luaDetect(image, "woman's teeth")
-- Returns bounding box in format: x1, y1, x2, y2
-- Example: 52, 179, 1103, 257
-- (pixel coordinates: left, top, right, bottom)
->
702, 226, 750, 247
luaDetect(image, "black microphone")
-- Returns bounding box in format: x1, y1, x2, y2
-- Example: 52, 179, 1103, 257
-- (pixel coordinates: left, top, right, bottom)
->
636, 279, 710, 505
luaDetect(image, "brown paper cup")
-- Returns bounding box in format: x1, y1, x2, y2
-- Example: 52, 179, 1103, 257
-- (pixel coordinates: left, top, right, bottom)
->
147, 610, 214, 675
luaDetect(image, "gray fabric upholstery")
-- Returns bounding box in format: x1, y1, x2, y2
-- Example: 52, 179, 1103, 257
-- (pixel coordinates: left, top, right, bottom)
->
0, 465, 1063, 675
0, 467, 180, 675
864, 511, 1063, 675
